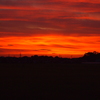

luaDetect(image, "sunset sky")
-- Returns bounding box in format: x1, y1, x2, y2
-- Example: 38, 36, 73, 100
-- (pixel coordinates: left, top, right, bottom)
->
0, 0, 100, 58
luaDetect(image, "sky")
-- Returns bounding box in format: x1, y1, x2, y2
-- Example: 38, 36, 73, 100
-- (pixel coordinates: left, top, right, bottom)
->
0, 0, 100, 58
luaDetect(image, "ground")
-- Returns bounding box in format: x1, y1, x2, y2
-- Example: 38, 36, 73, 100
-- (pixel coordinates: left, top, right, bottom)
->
0, 63, 100, 99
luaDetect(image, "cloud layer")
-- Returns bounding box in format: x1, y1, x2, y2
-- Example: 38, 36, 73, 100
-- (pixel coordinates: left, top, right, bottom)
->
0, 0, 100, 36
0, 0, 100, 57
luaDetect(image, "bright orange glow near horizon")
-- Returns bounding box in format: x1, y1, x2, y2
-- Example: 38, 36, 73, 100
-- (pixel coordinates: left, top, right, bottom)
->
0, 0, 100, 58
0, 35, 100, 58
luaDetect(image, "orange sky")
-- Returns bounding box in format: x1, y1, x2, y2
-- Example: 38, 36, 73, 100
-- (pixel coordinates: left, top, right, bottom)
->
0, 0, 100, 58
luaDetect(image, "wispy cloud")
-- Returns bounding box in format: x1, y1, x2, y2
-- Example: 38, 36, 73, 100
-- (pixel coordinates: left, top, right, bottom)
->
0, 0, 100, 37
0, 0, 100, 57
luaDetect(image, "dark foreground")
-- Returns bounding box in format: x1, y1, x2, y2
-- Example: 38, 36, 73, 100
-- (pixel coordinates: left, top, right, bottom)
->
0, 63, 100, 100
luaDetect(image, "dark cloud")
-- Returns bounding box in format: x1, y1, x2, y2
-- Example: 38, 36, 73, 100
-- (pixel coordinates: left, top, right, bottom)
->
8, 44, 13, 46
0, 48, 30, 52
0, 45, 3, 47
33, 49, 51, 51
0, 0, 100, 37
40, 49, 51, 51
51, 44, 80, 49
69, 2, 100, 11
37, 44, 48, 46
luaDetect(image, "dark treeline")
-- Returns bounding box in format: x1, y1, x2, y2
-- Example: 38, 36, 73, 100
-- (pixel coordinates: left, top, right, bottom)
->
0, 51, 100, 64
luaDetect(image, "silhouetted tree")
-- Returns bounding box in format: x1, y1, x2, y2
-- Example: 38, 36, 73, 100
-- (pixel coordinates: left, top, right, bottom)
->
83, 51, 100, 62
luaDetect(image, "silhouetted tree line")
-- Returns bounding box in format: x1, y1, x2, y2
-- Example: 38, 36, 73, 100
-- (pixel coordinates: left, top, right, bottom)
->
81, 51, 100, 62
0, 51, 100, 64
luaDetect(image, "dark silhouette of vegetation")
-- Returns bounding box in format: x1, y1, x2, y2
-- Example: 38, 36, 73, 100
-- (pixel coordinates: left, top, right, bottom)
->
0, 51, 100, 64
82, 51, 100, 62
0, 51, 100, 100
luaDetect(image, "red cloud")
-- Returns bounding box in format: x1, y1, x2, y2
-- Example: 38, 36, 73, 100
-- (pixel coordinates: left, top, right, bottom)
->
0, 0, 100, 56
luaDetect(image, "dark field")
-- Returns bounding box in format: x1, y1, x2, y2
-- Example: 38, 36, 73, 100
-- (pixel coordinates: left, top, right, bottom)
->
0, 63, 100, 100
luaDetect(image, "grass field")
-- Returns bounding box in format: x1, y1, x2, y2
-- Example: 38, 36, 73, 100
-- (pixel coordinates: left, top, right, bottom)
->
0, 63, 100, 99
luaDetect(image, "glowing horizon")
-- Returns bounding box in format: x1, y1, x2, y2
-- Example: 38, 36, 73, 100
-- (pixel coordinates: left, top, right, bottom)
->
0, 34, 100, 58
